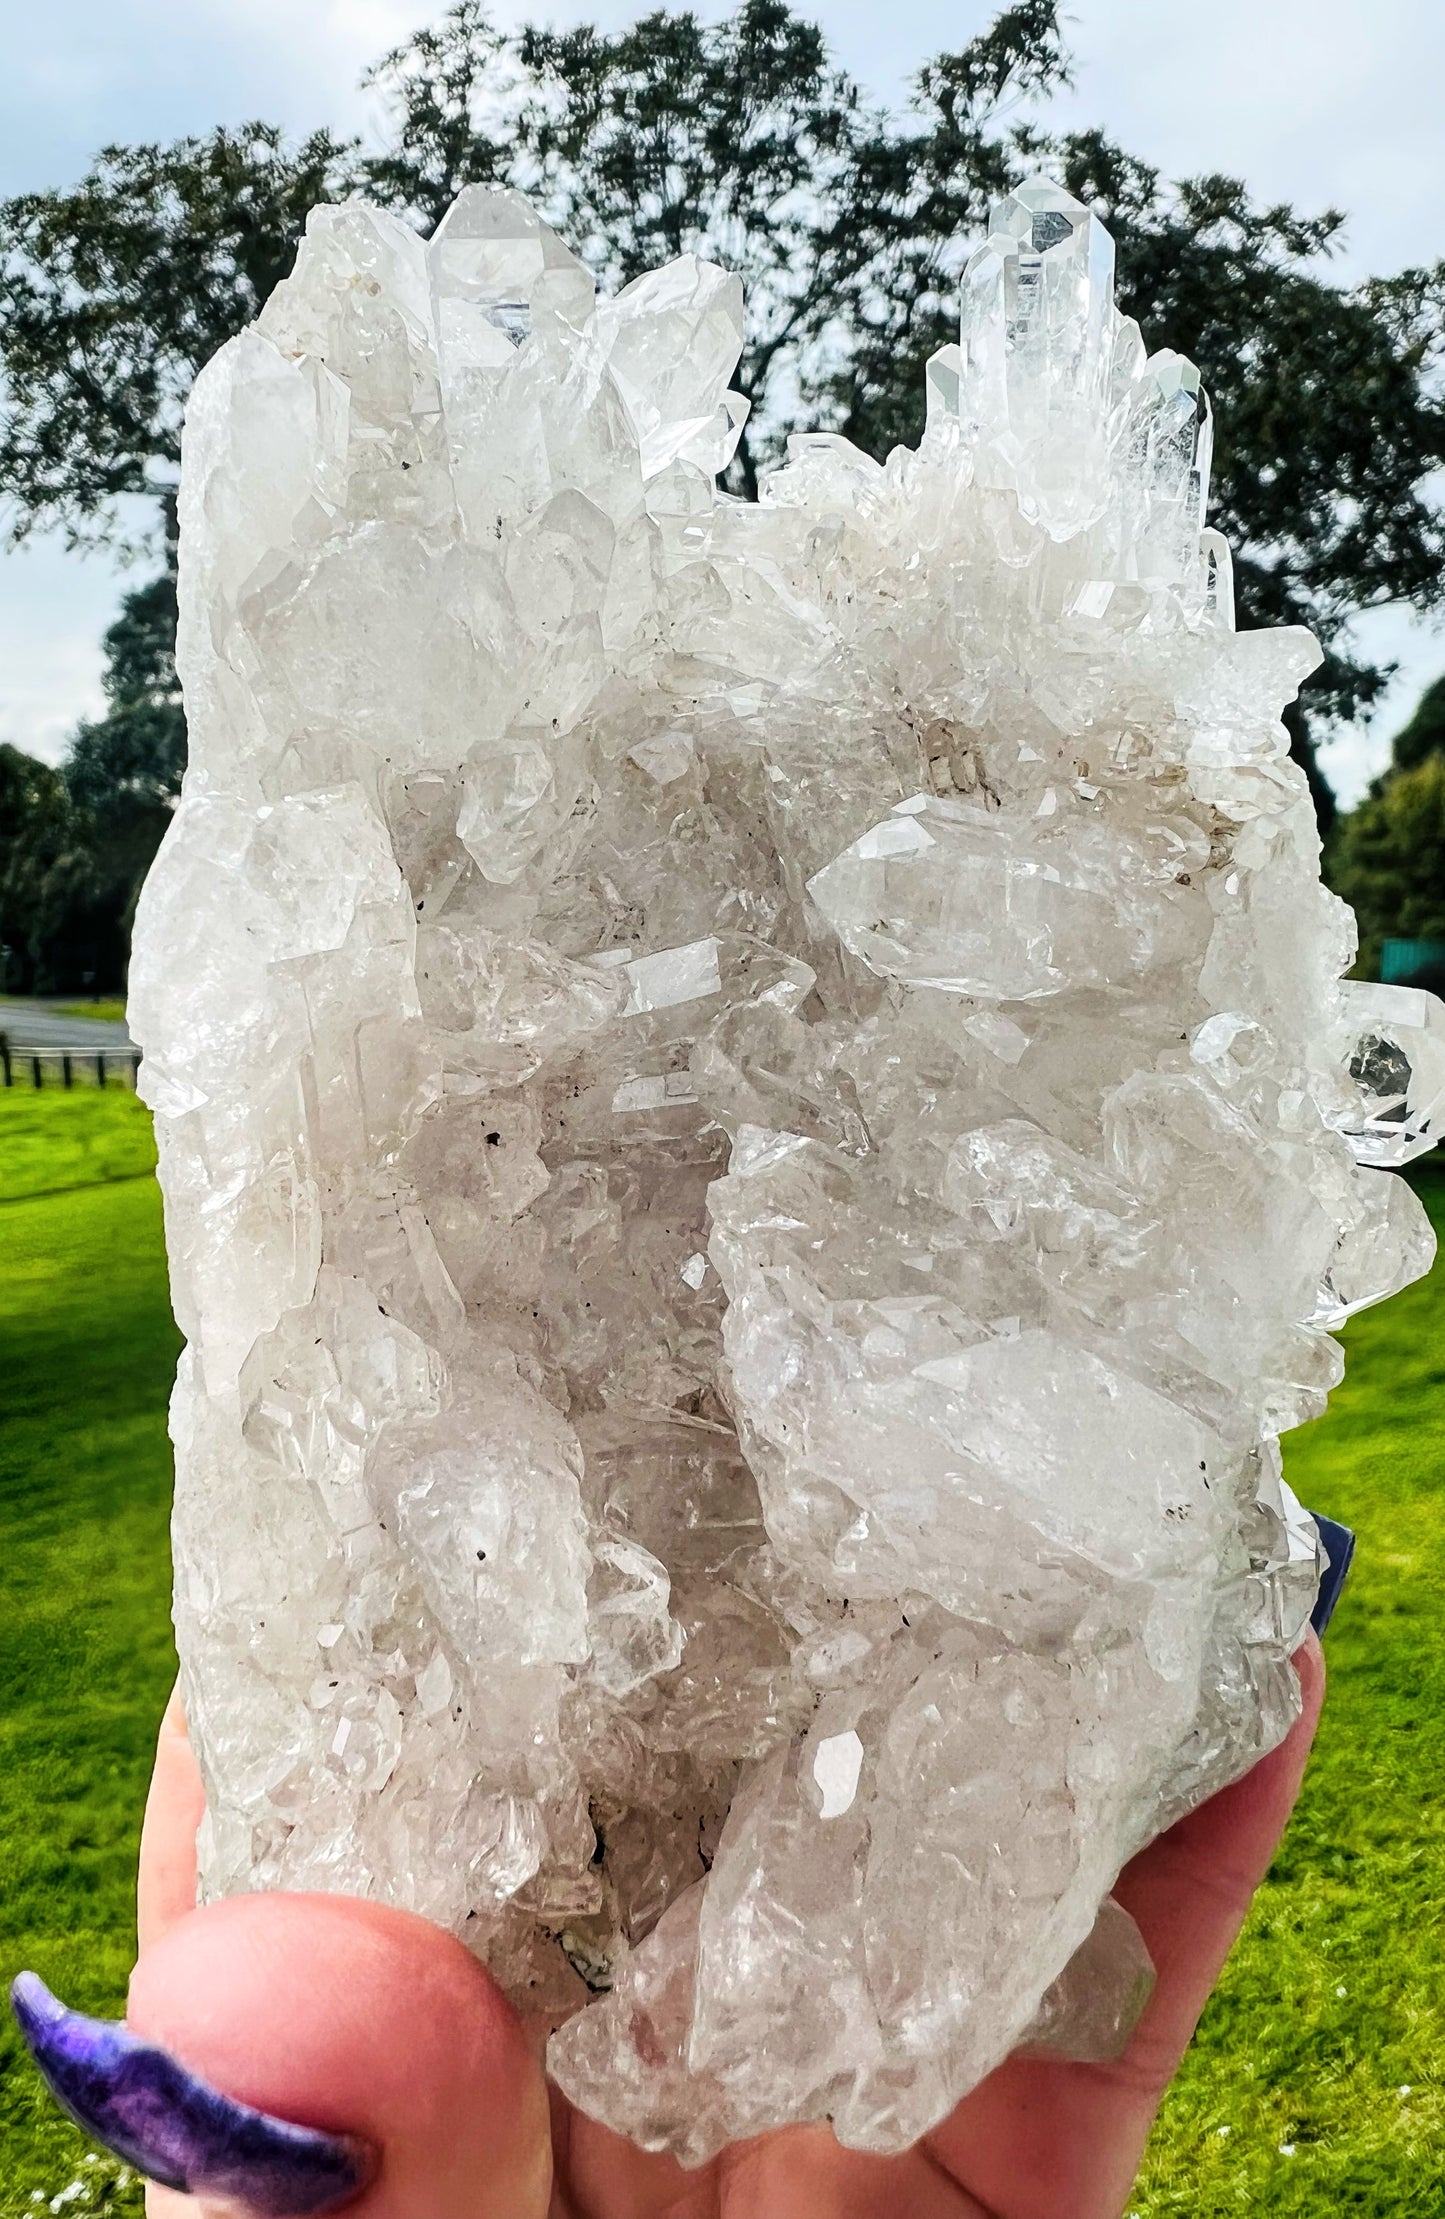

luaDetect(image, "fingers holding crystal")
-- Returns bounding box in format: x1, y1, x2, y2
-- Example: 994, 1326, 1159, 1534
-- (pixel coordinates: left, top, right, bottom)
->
137, 1684, 206, 1955
10, 1971, 374, 2217
121, 1894, 552, 2218
924, 1635, 1326, 2219
126, 158, 1427, 2166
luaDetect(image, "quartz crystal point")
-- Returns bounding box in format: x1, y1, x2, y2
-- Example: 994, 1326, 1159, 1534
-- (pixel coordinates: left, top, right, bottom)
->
129, 179, 1440, 2163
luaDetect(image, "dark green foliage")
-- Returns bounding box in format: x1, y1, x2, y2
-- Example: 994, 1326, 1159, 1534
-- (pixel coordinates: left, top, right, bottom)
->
0, 744, 76, 992
66, 574, 184, 818
1330, 752, 1445, 979
0, 125, 355, 986
1327, 665, 1445, 977
487, 1, 872, 496
1092, 164, 1445, 835
0, 127, 358, 551
1390, 670, 1445, 772
0, 743, 134, 996
0, 574, 184, 993
59, 570, 187, 988
363, 3, 1080, 495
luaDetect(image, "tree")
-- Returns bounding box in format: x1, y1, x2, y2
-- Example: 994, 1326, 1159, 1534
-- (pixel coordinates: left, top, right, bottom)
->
1332, 750, 1445, 982
67, 570, 186, 820
1328, 666, 1445, 983
1389, 670, 1445, 772
0, 128, 357, 982
0, 743, 119, 993
1062, 154, 1445, 835
0, 579, 186, 994
0, 124, 358, 552
358, 2, 1073, 494
442, 1, 877, 496
3, 0, 1443, 855
0, 744, 69, 990
59, 570, 188, 983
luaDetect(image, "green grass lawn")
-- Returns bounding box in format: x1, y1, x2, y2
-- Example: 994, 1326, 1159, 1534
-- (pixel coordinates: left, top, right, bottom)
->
0, 1000, 130, 1027
0, 1092, 177, 2216
1133, 1160, 1445, 2216
0, 1092, 1441, 2212
0, 1088, 157, 1206
50, 1002, 129, 1027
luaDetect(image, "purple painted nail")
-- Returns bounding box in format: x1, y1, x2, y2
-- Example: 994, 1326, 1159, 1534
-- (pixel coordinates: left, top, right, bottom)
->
10, 1973, 374, 2215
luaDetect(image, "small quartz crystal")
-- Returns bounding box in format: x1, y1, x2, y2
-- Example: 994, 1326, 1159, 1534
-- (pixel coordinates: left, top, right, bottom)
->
129, 178, 1439, 2162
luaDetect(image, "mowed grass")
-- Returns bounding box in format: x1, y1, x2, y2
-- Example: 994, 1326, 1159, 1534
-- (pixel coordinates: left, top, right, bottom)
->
0, 1090, 1441, 2212
1136, 1160, 1445, 2215
0, 1087, 156, 1205
0, 1091, 177, 2214
52, 1002, 129, 1027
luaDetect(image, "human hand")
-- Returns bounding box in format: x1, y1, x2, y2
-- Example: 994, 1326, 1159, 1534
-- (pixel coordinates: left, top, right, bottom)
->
14, 1637, 1323, 2219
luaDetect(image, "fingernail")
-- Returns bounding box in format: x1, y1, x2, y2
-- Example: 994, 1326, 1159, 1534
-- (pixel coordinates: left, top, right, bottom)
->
10, 1973, 374, 2215
1308, 1512, 1356, 1637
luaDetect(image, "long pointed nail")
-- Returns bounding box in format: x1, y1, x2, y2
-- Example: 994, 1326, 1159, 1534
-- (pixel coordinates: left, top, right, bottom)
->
10, 1973, 374, 2215
1309, 1511, 1356, 1637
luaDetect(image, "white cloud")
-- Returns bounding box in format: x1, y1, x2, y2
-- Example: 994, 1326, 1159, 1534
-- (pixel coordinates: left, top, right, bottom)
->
0, 537, 112, 766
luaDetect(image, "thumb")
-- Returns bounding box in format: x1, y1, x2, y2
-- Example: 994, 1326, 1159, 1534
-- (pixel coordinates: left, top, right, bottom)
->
18, 1892, 553, 2219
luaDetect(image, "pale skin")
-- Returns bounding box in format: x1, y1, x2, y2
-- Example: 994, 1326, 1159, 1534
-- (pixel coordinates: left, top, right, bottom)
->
133, 1637, 1324, 2219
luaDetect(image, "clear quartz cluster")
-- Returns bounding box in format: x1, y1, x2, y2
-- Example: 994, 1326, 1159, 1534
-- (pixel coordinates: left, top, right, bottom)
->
130, 177, 1440, 2162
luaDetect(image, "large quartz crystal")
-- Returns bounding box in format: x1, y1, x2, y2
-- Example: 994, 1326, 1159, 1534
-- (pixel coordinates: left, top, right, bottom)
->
129, 177, 1440, 2162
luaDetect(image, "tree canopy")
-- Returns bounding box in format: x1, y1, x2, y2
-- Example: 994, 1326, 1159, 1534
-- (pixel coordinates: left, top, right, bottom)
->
66, 571, 186, 820
1331, 748, 1445, 983
2, 0, 1443, 974
1325, 660, 1445, 984
0, 742, 129, 994
1389, 671, 1445, 774
0, 125, 355, 553
0, 743, 72, 991
0, 580, 186, 992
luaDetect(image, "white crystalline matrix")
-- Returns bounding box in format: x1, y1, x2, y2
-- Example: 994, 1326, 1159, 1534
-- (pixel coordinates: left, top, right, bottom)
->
130, 177, 1443, 2161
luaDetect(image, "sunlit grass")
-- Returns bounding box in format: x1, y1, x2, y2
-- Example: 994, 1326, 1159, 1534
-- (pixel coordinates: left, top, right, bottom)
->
0, 1089, 155, 1205
51, 1001, 130, 1027
1136, 1162, 1445, 2216
0, 1100, 175, 2214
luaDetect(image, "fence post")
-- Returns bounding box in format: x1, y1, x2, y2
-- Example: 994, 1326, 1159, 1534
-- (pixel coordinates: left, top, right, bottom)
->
131, 1053, 142, 1090
96, 1053, 106, 1088
62, 1053, 73, 1089
31, 1054, 43, 1089
0, 1031, 10, 1088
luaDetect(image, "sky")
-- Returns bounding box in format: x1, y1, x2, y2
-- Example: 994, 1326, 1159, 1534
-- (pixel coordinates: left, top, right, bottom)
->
2, 0, 1442, 802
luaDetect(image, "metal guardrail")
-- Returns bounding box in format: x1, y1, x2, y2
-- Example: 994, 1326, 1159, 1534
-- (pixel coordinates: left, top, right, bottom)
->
0, 1032, 141, 1090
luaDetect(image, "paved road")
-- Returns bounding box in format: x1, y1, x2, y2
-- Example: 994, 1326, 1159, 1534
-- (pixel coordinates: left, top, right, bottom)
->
0, 1000, 135, 1051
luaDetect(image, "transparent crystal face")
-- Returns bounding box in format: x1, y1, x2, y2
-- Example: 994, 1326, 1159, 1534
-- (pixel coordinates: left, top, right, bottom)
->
1339, 980, 1445, 1166
129, 177, 1440, 2164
